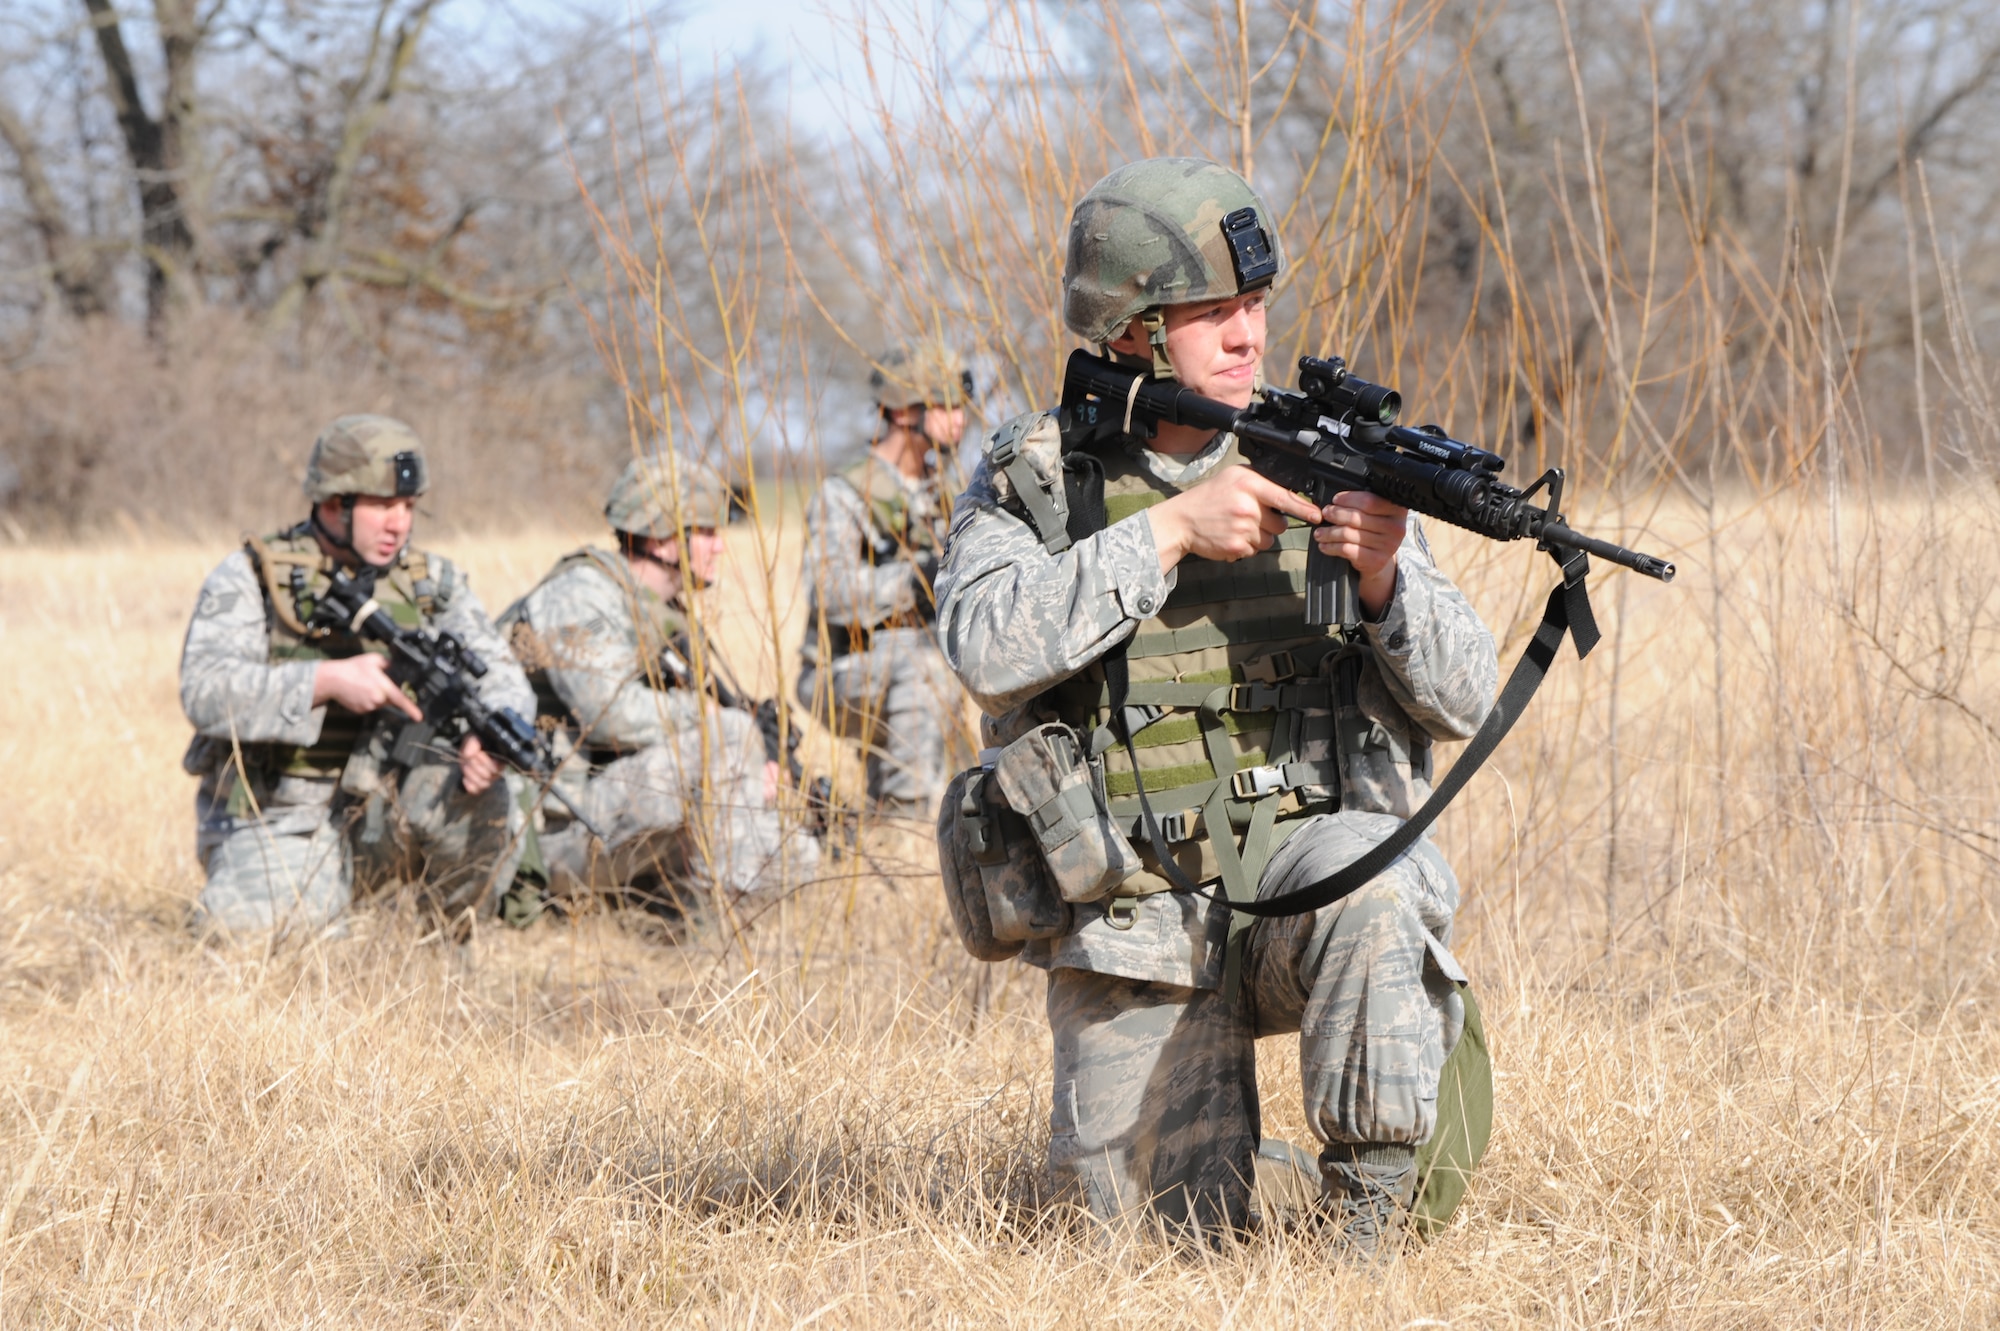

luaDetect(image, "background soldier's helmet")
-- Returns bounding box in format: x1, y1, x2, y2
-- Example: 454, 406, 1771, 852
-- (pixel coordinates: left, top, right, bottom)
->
604, 454, 736, 538
1061, 157, 1286, 347
302, 415, 429, 503
869, 341, 975, 409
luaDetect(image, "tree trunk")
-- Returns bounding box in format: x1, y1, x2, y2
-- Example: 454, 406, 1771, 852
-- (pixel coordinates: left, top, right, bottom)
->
79, 0, 199, 333
0, 92, 111, 318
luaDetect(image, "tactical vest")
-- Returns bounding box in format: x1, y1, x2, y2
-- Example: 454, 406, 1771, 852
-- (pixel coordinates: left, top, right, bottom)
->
838, 456, 948, 560
241, 522, 435, 777
811, 457, 951, 658
1037, 440, 1352, 898
499, 547, 690, 742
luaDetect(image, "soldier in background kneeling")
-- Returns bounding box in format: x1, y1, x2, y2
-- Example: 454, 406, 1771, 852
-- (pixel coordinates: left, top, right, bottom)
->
796, 341, 975, 821
179, 416, 532, 936
500, 455, 817, 919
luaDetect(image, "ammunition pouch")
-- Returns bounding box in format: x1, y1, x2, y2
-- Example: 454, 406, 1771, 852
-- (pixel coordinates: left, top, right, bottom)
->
935, 766, 1070, 961
990, 723, 1140, 904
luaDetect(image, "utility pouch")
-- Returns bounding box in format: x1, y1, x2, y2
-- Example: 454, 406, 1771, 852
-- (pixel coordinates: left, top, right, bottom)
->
935, 765, 1070, 961
990, 723, 1141, 904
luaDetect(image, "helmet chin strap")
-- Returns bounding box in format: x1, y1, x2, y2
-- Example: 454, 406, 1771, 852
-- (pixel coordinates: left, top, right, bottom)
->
1142, 309, 1175, 379
310, 498, 397, 573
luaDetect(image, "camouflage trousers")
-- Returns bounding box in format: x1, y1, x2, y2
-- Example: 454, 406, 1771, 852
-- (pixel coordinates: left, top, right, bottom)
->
537, 706, 818, 899
193, 759, 526, 934
796, 627, 968, 809
1045, 811, 1466, 1233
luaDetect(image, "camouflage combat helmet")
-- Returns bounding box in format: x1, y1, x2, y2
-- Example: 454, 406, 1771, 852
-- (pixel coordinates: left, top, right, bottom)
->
1062, 157, 1284, 375
604, 454, 735, 538
302, 415, 429, 503
869, 340, 975, 409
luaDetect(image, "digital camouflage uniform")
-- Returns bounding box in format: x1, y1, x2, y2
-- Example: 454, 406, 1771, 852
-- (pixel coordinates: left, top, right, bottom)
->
500, 456, 816, 900
797, 343, 975, 811
935, 159, 1500, 1242
179, 416, 532, 934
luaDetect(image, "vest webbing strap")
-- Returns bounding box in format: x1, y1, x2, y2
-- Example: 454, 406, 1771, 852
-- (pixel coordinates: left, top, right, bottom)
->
1222, 561, 1600, 919
992, 434, 1072, 554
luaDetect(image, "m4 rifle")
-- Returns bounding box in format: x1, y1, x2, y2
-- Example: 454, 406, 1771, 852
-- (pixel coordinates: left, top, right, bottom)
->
1060, 349, 1674, 623
309, 567, 605, 840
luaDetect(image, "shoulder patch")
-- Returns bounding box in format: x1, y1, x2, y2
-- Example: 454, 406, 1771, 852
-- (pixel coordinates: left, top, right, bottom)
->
196, 587, 241, 619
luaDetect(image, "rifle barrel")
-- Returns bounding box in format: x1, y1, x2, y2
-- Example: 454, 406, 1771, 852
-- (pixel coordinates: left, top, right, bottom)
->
1538, 522, 1676, 582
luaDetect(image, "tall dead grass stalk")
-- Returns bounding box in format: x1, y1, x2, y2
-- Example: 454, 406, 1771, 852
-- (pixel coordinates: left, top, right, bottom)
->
0, 0, 1995, 1324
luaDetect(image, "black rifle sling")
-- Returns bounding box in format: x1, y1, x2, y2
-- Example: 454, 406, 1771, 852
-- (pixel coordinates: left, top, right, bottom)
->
1225, 552, 1600, 918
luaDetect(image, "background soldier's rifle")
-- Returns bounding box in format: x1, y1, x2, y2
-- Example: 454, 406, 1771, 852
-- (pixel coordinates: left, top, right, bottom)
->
658, 633, 846, 848
1060, 349, 1674, 625
309, 567, 606, 843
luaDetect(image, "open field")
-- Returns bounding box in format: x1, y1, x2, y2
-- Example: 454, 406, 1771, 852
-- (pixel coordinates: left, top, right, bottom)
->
2, 492, 1999, 1326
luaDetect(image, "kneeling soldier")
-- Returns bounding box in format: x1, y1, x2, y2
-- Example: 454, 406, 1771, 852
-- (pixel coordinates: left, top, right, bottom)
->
796, 341, 975, 818
180, 416, 532, 935
936, 160, 1500, 1253
500, 456, 816, 907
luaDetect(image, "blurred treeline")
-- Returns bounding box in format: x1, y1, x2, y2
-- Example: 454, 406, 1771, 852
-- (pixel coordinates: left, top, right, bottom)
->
3, 0, 1997, 533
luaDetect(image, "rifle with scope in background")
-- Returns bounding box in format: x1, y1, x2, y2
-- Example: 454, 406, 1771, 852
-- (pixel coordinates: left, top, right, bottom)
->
1059, 349, 1674, 624
309, 567, 606, 842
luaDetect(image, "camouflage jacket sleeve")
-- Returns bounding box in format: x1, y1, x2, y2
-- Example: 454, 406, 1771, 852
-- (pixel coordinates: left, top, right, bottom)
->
522, 562, 699, 749
428, 559, 535, 721
1358, 520, 1498, 740
936, 422, 1174, 716
802, 475, 920, 628
179, 550, 324, 744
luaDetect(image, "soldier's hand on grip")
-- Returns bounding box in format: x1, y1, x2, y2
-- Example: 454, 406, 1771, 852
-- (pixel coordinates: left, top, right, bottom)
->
1316, 491, 1408, 616
457, 735, 500, 795
1150, 463, 1323, 571
313, 653, 424, 721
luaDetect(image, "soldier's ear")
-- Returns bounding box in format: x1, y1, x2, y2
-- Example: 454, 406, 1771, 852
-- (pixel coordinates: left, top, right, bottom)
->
1103, 316, 1148, 358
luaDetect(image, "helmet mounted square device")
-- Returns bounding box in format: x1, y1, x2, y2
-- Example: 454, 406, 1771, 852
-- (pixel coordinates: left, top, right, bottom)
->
1221, 206, 1278, 292
392, 450, 424, 498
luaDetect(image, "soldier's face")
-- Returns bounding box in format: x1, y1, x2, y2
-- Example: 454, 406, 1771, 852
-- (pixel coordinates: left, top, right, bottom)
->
922, 405, 966, 449
661, 528, 726, 588
1160, 291, 1267, 407
323, 495, 414, 566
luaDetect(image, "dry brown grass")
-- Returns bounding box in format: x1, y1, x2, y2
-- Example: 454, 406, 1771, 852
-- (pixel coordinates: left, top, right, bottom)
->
5, 0, 2000, 1322
1, 480, 1997, 1326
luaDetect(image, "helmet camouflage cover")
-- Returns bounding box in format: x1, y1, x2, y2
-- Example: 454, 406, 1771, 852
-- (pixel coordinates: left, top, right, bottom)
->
1061, 157, 1286, 347
302, 415, 429, 503
869, 340, 975, 409
604, 454, 736, 538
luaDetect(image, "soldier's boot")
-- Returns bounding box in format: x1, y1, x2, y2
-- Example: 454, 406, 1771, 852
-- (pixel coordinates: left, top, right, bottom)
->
1319, 1142, 1417, 1261
1250, 1138, 1321, 1233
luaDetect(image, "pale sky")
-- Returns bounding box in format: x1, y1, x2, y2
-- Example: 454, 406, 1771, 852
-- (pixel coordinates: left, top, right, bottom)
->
453, 0, 1033, 140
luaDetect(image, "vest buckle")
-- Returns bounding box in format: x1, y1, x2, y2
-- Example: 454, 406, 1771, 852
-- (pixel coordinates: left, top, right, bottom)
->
1231, 764, 1290, 800
1240, 650, 1296, 685
1157, 807, 1202, 843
